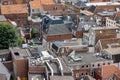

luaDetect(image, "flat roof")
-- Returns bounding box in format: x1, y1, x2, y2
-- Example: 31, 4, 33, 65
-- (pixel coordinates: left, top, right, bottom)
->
97, 11, 115, 16
47, 58, 72, 73
29, 74, 45, 80
53, 39, 85, 48
10, 47, 31, 59
86, 2, 120, 6
63, 52, 112, 66
104, 47, 120, 55
0, 49, 10, 55
0, 15, 7, 21
50, 76, 74, 80
92, 26, 119, 30
0, 62, 10, 80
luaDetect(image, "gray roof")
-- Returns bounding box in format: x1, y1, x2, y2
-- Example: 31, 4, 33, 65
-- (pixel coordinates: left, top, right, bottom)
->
0, 62, 10, 80
77, 22, 97, 31
0, 15, 7, 21
0, 74, 6, 80
45, 24, 71, 36
63, 52, 112, 66
97, 11, 116, 16
50, 76, 74, 80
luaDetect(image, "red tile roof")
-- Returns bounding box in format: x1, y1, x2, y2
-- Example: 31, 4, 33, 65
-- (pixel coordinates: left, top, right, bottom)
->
30, 0, 54, 9
101, 65, 118, 79
1, 4, 28, 14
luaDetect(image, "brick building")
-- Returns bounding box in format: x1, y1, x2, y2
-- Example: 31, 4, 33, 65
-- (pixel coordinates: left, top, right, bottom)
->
89, 0, 110, 3
29, 0, 54, 16
62, 51, 113, 79
0, 49, 13, 72
10, 47, 29, 80
1, 4, 28, 26
41, 4, 64, 16
94, 65, 119, 80
1, 0, 28, 5
113, 70, 120, 80
88, 26, 119, 46
42, 23, 72, 48
51, 40, 88, 56
95, 38, 120, 52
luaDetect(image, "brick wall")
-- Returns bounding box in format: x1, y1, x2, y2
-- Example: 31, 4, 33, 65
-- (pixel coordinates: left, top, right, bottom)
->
12, 54, 28, 80
29, 66, 46, 72
2, 61, 13, 72
13, 59, 28, 79
73, 68, 91, 79
43, 34, 72, 42
4, 13, 28, 26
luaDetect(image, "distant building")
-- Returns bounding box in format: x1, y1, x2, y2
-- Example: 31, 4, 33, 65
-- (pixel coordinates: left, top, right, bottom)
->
1, 0, 28, 5
1, 4, 28, 26
29, 0, 54, 16
95, 38, 120, 52
42, 24, 72, 48
88, 26, 119, 46
41, 4, 64, 16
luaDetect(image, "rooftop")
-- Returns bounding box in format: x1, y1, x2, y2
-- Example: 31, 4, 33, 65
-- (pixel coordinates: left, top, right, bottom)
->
0, 49, 10, 55
30, 1, 41, 9
104, 47, 120, 55
86, 2, 120, 6
30, 0, 54, 9
63, 51, 112, 66
101, 65, 118, 78
42, 4, 64, 11
1, 4, 28, 14
0, 15, 7, 21
50, 76, 74, 80
0, 62, 10, 80
0, 74, 6, 80
45, 24, 71, 36
52, 39, 85, 48
29, 74, 46, 80
91, 26, 119, 30
10, 47, 31, 59
97, 11, 116, 16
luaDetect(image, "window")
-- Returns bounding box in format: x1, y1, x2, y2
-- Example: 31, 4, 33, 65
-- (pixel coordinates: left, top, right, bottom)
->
98, 64, 100, 67
81, 73, 84, 76
81, 65, 84, 68
103, 63, 105, 65
86, 65, 88, 68
32, 9, 34, 12
86, 72, 88, 75
92, 64, 94, 67
108, 62, 110, 65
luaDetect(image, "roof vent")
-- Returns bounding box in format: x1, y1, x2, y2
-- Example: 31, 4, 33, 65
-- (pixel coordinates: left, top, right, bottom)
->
69, 51, 83, 61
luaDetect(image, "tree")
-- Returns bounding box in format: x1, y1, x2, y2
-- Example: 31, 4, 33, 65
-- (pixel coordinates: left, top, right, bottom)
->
31, 28, 36, 38
0, 22, 19, 49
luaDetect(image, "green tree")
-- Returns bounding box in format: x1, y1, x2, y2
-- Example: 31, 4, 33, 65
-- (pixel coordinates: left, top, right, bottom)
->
0, 22, 19, 49
31, 28, 36, 38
